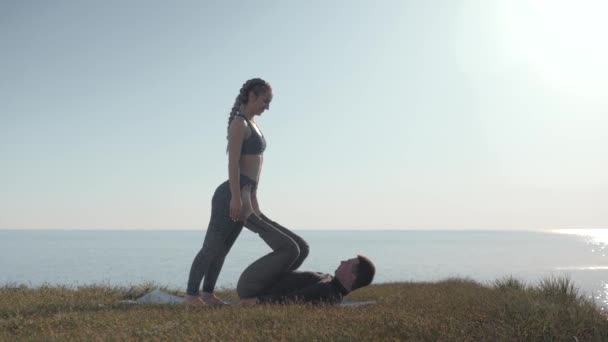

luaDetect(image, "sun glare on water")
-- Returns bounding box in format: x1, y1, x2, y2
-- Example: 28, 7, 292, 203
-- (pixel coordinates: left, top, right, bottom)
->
553, 229, 608, 246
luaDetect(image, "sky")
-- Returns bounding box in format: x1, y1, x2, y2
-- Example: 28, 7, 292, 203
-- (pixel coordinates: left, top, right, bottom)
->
1, 0, 607, 230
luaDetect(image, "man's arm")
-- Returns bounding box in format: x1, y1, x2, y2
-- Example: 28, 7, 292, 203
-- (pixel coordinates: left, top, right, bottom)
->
256, 281, 343, 305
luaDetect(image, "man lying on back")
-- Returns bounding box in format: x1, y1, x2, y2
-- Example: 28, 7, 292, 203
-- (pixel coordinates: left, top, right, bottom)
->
236, 255, 375, 305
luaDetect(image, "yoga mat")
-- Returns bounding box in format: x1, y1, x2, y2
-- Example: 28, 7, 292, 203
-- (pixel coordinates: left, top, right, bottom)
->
120, 289, 376, 307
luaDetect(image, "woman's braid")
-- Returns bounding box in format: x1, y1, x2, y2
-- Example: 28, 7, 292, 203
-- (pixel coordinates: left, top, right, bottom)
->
226, 78, 271, 151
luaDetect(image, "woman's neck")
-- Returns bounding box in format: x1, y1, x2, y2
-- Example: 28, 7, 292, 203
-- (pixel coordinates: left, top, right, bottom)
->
240, 108, 255, 120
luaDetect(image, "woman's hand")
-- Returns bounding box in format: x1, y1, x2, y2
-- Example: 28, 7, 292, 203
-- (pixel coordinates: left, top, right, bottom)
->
230, 196, 243, 221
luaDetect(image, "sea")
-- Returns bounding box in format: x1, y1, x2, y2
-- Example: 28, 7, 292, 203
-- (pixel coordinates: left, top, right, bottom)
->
1, 229, 607, 308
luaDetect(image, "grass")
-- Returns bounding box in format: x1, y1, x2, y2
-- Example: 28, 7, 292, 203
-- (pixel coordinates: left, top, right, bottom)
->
1, 276, 607, 341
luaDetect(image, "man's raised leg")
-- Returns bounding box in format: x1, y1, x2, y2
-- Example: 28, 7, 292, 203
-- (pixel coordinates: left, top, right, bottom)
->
236, 214, 301, 298
260, 213, 309, 270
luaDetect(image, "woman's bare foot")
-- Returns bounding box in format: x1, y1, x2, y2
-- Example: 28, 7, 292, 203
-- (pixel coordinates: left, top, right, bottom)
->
201, 292, 226, 306
184, 294, 206, 306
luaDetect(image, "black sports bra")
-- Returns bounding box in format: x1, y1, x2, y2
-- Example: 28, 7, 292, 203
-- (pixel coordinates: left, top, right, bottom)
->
236, 114, 266, 155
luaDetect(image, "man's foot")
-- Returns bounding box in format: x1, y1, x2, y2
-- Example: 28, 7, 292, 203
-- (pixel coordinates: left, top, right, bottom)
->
201, 292, 226, 306
184, 294, 206, 306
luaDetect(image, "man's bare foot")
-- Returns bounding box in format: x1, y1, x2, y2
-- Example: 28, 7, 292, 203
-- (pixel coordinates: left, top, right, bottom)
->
201, 292, 226, 306
184, 294, 206, 306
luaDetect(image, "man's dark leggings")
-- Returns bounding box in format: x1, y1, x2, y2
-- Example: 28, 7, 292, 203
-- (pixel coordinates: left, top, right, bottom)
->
186, 181, 309, 296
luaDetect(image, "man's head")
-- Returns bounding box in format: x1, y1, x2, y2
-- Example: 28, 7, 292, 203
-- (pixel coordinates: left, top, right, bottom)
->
334, 255, 375, 292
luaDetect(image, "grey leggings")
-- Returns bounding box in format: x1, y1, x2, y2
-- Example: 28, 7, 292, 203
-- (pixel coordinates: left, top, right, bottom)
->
186, 181, 309, 296
236, 214, 309, 298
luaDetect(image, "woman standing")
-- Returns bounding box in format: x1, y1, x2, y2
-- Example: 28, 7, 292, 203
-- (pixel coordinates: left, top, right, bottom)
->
185, 78, 309, 305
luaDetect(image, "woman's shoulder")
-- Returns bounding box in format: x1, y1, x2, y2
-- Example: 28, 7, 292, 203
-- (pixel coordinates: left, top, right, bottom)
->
229, 115, 251, 139
231, 115, 247, 125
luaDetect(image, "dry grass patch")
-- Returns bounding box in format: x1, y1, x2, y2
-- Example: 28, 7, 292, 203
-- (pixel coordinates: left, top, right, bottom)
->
1, 277, 607, 341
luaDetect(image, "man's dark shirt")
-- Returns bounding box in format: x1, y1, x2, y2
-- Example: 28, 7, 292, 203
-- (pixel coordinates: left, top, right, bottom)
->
256, 271, 350, 304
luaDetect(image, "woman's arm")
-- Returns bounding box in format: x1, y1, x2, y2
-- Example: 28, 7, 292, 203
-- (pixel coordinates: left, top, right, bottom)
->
227, 117, 247, 202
